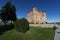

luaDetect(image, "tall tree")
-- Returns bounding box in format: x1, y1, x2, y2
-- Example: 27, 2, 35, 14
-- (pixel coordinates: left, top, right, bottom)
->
1, 0, 16, 24
10, 5, 16, 23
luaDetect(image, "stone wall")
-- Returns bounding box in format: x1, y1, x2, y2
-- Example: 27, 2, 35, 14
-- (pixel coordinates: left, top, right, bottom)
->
29, 24, 59, 28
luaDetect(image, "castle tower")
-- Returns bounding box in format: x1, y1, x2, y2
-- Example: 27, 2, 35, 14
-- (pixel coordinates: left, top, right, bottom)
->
32, 7, 37, 24
41, 11, 46, 24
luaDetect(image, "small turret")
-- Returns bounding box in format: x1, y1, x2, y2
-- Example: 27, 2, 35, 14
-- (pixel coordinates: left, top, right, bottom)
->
32, 6, 37, 10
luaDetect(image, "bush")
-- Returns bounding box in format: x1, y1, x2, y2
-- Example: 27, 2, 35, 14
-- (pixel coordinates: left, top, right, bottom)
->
53, 26, 57, 30
14, 18, 29, 33
0, 24, 14, 35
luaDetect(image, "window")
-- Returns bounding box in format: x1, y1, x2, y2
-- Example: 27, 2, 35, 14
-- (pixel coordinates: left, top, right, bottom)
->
42, 14, 45, 17
36, 16, 37, 19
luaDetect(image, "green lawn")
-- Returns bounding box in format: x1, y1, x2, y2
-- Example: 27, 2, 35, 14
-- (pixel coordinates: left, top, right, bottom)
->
0, 26, 54, 40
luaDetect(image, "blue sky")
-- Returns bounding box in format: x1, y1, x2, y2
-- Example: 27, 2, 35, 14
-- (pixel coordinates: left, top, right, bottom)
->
0, 0, 60, 22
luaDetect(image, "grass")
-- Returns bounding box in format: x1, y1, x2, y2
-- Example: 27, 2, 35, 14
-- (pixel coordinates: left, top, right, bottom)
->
0, 26, 54, 40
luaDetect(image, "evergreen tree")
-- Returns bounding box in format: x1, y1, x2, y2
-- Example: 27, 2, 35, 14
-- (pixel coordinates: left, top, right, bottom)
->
9, 5, 16, 23
1, 1, 16, 24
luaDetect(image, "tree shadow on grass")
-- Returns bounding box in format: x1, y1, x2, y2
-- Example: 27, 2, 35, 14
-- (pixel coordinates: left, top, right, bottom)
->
0, 24, 14, 35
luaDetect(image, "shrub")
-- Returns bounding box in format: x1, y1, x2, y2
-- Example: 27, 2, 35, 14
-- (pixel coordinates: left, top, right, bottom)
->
53, 26, 57, 30
0, 24, 14, 35
14, 18, 29, 33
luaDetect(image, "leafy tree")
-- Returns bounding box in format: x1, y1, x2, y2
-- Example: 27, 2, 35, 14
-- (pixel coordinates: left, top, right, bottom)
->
1, 1, 16, 24
14, 18, 29, 33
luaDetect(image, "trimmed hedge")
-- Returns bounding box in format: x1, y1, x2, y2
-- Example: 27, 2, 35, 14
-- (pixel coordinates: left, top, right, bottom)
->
14, 18, 29, 33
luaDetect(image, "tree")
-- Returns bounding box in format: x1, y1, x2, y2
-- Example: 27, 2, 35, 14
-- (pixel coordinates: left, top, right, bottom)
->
0, 10, 1, 19
1, 1, 16, 24
9, 5, 16, 23
14, 18, 29, 33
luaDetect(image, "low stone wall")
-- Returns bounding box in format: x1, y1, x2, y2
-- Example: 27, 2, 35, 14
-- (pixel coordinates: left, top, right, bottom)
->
29, 24, 59, 28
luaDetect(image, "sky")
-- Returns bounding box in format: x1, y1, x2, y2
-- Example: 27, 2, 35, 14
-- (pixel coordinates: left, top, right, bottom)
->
0, 0, 60, 22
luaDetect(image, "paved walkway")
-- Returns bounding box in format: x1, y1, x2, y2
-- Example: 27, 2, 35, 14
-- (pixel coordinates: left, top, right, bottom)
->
54, 26, 60, 40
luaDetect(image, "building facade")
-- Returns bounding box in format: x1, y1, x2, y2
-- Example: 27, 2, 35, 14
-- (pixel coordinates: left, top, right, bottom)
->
27, 7, 46, 24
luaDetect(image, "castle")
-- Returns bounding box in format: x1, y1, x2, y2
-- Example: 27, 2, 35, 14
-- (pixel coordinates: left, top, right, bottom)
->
27, 7, 46, 24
